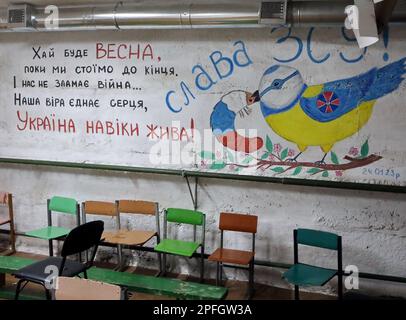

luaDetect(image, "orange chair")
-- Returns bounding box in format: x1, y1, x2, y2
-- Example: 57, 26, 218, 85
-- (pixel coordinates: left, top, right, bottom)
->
82, 200, 161, 272
0, 192, 16, 255
105, 200, 161, 272
208, 212, 258, 298
81, 200, 117, 260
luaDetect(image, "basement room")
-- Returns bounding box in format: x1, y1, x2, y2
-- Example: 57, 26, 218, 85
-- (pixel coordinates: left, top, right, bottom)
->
0, 0, 405, 313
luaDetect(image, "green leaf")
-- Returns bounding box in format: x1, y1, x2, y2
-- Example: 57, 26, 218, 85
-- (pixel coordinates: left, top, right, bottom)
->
210, 161, 226, 170
266, 136, 273, 153
322, 171, 329, 177
225, 149, 234, 162
307, 168, 321, 174
199, 151, 215, 160
271, 166, 284, 173
281, 148, 289, 160
260, 152, 270, 160
361, 140, 369, 158
292, 166, 302, 176
235, 167, 242, 172
242, 155, 254, 164
330, 151, 339, 165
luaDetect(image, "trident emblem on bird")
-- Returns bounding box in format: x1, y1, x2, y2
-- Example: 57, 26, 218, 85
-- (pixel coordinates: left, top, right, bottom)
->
207, 57, 406, 175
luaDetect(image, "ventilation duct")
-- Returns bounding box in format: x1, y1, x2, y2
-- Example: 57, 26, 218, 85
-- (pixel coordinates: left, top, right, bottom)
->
0, 1, 405, 32
6, 3, 34, 30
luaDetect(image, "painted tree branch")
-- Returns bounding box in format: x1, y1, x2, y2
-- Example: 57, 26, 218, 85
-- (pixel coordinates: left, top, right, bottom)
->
227, 154, 382, 171
257, 154, 382, 170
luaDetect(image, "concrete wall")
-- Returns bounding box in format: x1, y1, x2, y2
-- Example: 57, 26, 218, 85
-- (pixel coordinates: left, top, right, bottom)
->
1, 163, 405, 297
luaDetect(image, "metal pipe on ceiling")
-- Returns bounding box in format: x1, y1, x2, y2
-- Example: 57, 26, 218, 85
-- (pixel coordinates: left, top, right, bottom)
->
0, 1, 405, 32
287, 0, 353, 26
287, 0, 405, 26
0, 8, 7, 28
30, 2, 261, 30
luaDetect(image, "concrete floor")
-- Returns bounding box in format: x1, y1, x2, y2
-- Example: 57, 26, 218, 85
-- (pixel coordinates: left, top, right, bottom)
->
0, 251, 335, 300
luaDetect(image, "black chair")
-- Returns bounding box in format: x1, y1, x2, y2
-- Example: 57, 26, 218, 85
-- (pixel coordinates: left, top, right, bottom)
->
13, 220, 104, 300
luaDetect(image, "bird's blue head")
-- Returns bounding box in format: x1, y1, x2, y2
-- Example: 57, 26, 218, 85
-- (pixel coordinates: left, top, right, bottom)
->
259, 65, 306, 116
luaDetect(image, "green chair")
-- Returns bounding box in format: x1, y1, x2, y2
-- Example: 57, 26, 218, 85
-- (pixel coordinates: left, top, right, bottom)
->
283, 228, 343, 300
25, 196, 80, 256
154, 208, 205, 282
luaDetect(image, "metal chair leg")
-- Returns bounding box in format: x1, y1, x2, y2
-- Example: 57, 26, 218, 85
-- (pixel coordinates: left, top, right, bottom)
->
114, 245, 127, 272
216, 262, 220, 286
9, 228, 16, 255
200, 248, 204, 283
116, 245, 123, 270
155, 253, 162, 277
48, 239, 53, 256
248, 260, 255, 300
294, 285, 299, 300
162, 253, 167, 276
156, 235, 163, 276
14, 279, 26, 300
44, 287, 51, 300
338, 273, 343, 300
219, 263, 223, 283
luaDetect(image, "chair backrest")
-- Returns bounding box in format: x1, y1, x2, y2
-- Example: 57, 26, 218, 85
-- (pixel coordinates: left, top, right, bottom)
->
0, 192, 13, 217
47, 196, 80, 229
296, 228, 339, 250
294, 228, 342, 274
164, 208, 205, 244
117, 200, 157, 216
54, 277, 122, 300
0, 192, 10, 205
117, 199, 160, 234
166, 208, 204, 225
49, 196, 78, 215
81, 201, 117, 230
61, 220, 104, 257
219, 212, 257, 253
219, 212, 258, 233
82, 201, 117, 216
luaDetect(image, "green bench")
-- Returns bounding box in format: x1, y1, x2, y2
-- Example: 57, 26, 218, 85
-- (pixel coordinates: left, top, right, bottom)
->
0, 256, 227, 300
0, 256, 38, 300
87, 267, 226, 300
0, 256, 35, 284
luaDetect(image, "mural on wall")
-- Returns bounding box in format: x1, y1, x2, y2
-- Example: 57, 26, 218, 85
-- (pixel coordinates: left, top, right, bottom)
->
0, 27, 405, 186
204, 58, 406, 178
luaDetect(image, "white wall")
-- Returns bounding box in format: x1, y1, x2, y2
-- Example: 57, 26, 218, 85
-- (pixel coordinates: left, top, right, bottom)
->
1, 163, 405, 297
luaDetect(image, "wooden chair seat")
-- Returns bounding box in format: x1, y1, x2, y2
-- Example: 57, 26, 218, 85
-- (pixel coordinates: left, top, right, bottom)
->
208, 248, 254, 265
102, 230, 157, 246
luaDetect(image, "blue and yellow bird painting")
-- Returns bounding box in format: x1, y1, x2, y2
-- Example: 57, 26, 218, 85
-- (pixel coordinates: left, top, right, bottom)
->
259, 58, 406, 163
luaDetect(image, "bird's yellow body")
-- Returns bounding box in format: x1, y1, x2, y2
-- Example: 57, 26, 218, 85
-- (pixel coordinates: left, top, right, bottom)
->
264, 85, 376, 153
